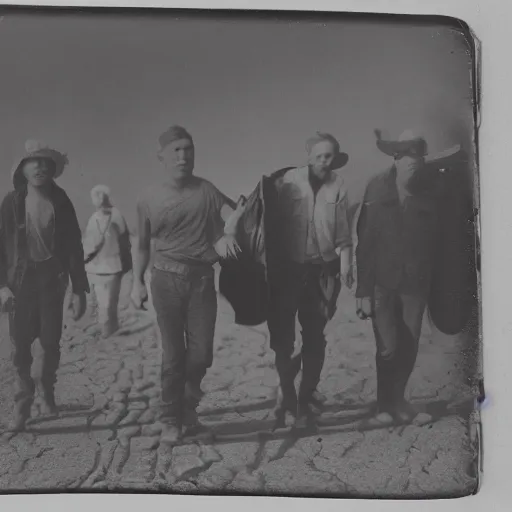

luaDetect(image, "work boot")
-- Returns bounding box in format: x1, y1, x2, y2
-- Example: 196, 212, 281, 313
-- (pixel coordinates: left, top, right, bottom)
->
8, 397, 33, 432
392, 403, 414, 424
161, 421, 182, 445
298, 388, 327, 416
40, 390, 59, 417
101, 320, 119, 339
311, 390, 328, 407
184, 381, 204, 405
294, 396, 321, 430
182, 407, 213, 441
274, 352, 300, 421
273, 385, 298, 430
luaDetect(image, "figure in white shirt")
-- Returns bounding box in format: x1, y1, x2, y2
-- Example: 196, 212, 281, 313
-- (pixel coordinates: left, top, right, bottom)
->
83, 184, 132, 338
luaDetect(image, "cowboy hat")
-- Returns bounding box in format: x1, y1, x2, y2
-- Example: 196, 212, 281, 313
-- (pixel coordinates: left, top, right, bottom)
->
11, 139, 69, 188
306, 132, 349, 170
375, 129, 462, 164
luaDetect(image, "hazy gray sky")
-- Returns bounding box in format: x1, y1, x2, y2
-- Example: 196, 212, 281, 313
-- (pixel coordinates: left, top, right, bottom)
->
0, 11, 475, 228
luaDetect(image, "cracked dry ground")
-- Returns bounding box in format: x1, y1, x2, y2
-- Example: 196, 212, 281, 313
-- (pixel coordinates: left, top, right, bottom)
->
0, 273, 479, 498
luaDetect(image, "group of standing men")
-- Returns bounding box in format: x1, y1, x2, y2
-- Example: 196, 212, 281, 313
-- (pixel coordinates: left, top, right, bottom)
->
0, 125, 465, 441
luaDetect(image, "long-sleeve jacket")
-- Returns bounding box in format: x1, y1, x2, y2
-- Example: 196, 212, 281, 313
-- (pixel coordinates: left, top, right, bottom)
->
355, 166, 440, 298
356, 159, 478, 336
0, 183, 89, 295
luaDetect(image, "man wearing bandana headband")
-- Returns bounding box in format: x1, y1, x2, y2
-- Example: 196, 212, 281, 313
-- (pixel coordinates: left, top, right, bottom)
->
131, 125, 238, 444
266, 132, 353, 429
355, 129, 463, 426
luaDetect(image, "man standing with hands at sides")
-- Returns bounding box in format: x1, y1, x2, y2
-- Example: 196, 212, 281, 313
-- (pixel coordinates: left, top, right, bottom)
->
131, 126, 239, 445
0, 140, 88, 431
355, 129, 461, 427
267, 132, 354, 429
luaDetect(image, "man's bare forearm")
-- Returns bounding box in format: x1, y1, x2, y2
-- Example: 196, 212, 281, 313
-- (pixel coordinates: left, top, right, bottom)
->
135, 245, 150, 284
135, 203, 151, 285
340, 245, 353, 267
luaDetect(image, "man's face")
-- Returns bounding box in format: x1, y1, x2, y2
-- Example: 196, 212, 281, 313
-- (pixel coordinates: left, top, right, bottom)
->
159, 138, 195, 179
395, 154, 425, 188
308, 140, 337, 181
22, 158, 55, 188
92, 191, 107, 208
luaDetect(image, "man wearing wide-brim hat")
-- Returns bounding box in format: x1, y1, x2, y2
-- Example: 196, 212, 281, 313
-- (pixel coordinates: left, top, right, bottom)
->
0, 140, 89, 431
263, 131, 353, 429
355, 129, 464, 427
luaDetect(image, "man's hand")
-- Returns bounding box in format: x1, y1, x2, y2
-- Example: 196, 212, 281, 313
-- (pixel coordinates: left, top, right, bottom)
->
356, 297, 373, 320
0, 286, 15, 312
214, 234, 242, 259
340, 263, 354, 289
131, 280, 148, 310
339, 249, 354, 289
222, 196, 246, 237
69, 291, 86, 321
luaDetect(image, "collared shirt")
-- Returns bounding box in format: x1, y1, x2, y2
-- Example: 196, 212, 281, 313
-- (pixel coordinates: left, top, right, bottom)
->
25, 191, 55, 262
275, 166, 352, 264
305, 203, 323, 263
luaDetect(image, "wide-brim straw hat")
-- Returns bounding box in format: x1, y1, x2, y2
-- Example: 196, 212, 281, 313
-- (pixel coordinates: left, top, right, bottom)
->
11, 140, 69, 188
375, 129, 461, 165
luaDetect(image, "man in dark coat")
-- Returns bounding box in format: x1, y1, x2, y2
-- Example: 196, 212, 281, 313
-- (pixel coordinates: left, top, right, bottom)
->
0, 140, 89, 431
355, 129, 472, 426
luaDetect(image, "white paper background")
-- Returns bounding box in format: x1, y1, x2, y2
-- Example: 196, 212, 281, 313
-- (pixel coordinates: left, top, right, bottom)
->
0, 0, 507, 510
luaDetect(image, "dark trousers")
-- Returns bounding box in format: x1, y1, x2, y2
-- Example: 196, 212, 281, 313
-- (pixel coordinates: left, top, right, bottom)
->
9, 259, 67, 409
371, 285, 426, 411
267, 260, 340, 408
151, 267, 217, 424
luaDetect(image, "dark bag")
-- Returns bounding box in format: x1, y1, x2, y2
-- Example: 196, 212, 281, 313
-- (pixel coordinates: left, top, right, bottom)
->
427, 152, 478, 336
119, 230, 133, 275
218, 167, 294, 326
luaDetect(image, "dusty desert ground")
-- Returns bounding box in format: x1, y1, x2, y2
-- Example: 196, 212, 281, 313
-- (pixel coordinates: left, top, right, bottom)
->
0, 264, 480, 498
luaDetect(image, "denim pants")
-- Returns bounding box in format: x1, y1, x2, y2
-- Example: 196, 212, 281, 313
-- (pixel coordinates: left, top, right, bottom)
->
9, 258, 68, 409
151, 266, 217, 424
267, 259, 341, 407
371, 285, 427, 411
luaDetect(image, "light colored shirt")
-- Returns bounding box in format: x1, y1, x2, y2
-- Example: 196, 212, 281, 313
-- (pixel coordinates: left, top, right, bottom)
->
138, 176, 229, 268
275, 166, 352, 264
305, 203, 322, 262
25, 191, 55, 262
84, 207, 127, 274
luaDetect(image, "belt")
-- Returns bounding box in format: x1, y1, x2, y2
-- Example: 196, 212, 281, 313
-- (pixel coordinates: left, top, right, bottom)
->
153, 259, 214, 278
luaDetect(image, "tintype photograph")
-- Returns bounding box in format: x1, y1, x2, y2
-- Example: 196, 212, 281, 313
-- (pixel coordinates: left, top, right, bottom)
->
0, 7, 481, 499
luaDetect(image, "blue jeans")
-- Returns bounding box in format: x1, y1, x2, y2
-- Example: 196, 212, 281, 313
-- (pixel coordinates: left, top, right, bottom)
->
151, 266, 217, 424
